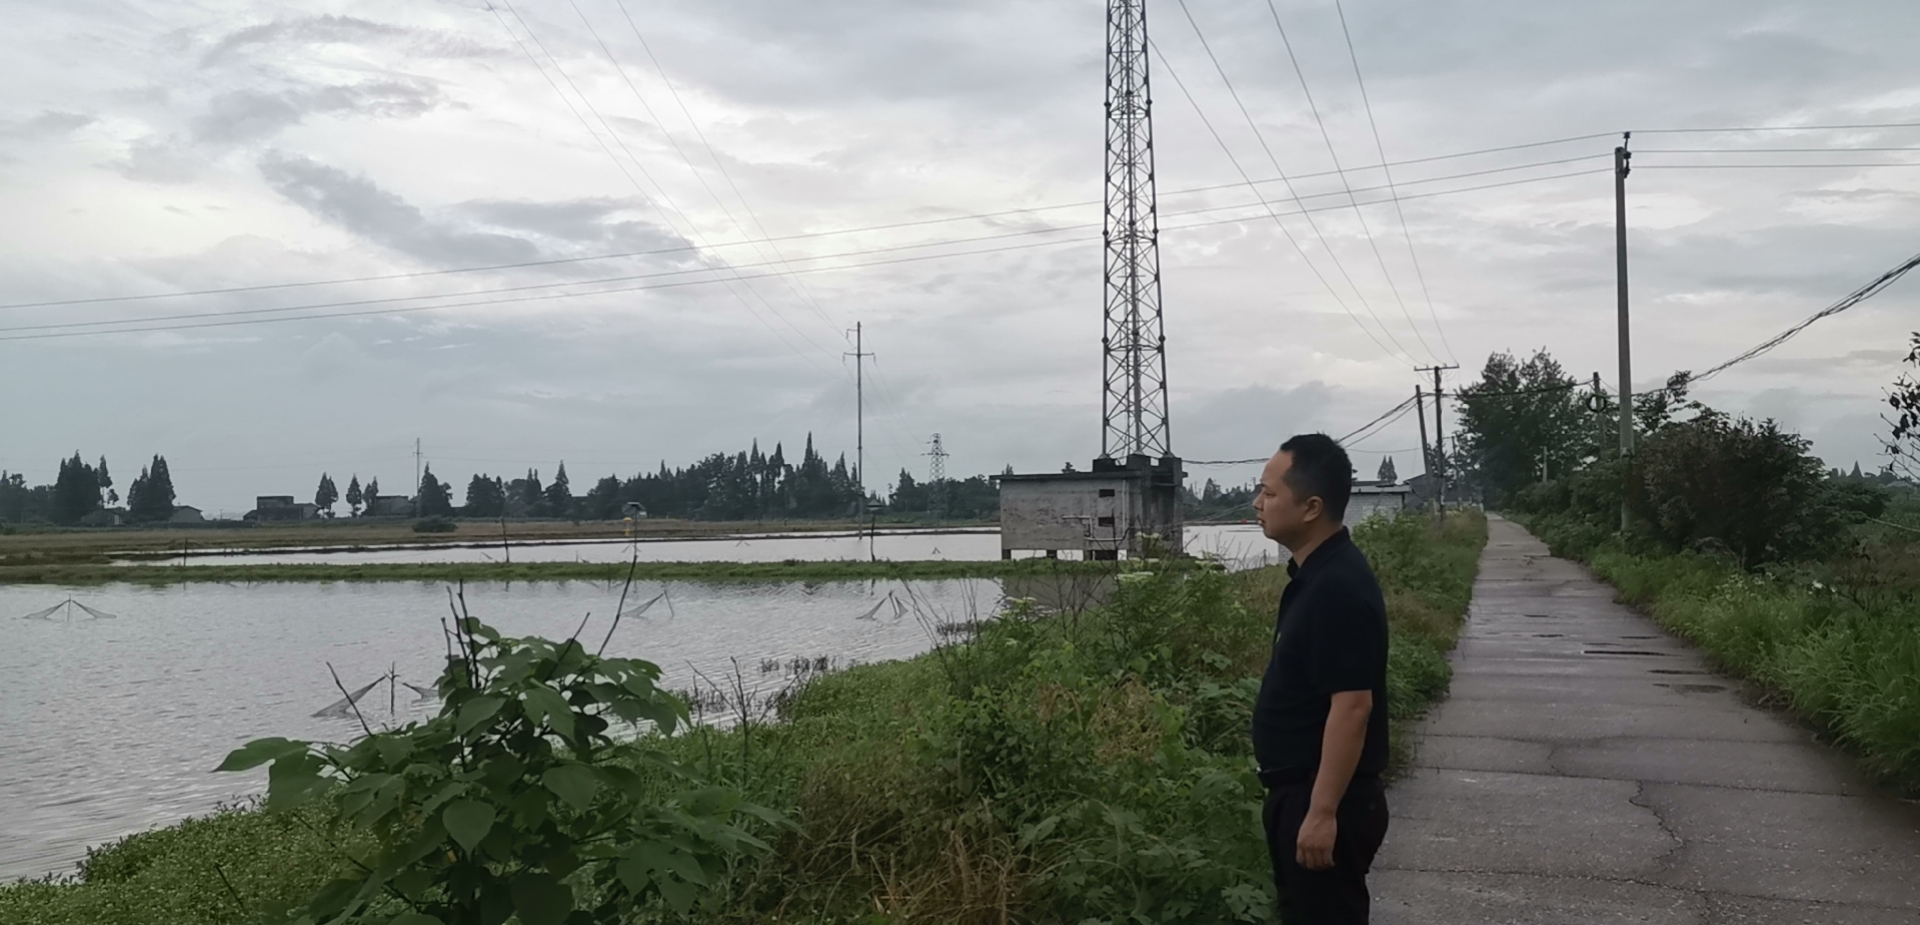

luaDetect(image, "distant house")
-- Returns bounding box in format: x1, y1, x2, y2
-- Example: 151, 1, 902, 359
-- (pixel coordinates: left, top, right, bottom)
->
169, 506, 205, 524
78, 507, 127, 527
1347, 483, 1412, 521
367, 494, 415, 517
251, 495, 320, 522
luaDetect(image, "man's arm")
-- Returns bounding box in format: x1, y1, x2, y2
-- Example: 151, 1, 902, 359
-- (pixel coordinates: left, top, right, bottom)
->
1295, 689, 1373, 871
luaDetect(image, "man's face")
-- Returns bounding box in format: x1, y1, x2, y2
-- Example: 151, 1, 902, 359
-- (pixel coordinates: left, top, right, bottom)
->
1254, 450, 1318, 544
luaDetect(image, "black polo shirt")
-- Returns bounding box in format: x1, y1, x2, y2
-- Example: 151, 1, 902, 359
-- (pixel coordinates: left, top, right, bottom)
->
1251, 526, 1390, 780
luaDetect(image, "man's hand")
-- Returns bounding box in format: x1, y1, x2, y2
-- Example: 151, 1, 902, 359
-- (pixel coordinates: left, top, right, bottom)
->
1296, 807, 1338, 870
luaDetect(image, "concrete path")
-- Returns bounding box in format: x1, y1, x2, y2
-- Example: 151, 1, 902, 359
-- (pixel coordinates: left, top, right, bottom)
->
1373, 516, 1920, 924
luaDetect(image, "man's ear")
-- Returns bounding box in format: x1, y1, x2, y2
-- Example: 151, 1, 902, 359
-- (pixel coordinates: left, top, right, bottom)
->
1301, 495, 1324, 524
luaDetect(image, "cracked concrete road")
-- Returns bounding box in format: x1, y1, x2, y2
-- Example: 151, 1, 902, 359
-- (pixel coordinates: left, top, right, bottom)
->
1373, 516, 1920, 924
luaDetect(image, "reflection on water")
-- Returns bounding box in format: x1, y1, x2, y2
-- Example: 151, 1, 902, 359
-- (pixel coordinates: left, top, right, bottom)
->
0, 579, 996, 882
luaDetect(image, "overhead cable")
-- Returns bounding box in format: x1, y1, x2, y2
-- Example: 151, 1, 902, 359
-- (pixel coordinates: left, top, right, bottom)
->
2, 154, 1608, 312
1688, 249, 1920, 383
1261, 0, 1438, 364
3, 167, 1616, 339
1167, 2, 1421, 366
1333, 0, 1456, 365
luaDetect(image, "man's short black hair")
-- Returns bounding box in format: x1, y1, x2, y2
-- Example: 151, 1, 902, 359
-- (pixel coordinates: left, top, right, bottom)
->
1279, 433, 1353, 522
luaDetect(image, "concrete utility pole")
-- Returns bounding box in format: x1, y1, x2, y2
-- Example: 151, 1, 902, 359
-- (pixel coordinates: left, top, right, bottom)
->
845, 323, 873, 557
414, 438, 422, 517
1414, 384, 1433, 512
1416, 365, 1458, 505
1615, 133, 1633, 532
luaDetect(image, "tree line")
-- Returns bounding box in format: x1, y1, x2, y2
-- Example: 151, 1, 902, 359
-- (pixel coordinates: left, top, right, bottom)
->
1, 453, 176, 526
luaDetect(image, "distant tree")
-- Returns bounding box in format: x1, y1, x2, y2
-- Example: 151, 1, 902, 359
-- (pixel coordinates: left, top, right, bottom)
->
1884, 333, 1920, 481
97, 456, 117, 506
51, 452, 102, 525
315, 473, 339, 515
1454, 349, 1591, 504
1377, 456, 1398, 485
127, 454, 176, 522
417, 466, 454, 518
464, 473, 506, 518
346, 475, 363, 517
545, 462, 573, 519
364, 477, 381, 515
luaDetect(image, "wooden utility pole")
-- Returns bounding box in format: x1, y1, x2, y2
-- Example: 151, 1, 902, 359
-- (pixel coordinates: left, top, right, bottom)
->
1615, 133, 1633, 532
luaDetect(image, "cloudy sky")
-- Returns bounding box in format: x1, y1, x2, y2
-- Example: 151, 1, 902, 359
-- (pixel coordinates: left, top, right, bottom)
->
3, 0, 1918, 516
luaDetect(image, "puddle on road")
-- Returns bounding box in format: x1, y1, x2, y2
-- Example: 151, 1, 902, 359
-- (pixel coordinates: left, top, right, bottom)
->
1583, 649, 1673, 656
1656, 682, 1729, 694
1649, 668, 1707, 675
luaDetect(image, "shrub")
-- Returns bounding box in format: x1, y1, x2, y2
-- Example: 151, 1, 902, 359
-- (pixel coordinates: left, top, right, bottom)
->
218, 612, 779, 924
411, 517, 456, 534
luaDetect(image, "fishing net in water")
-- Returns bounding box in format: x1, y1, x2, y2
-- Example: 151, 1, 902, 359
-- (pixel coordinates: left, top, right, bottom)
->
313, 677, 383, 718
618, 590, 667, 621
71, 601, 118, 620
403, 681, 439, 702
19, 602, 65, 621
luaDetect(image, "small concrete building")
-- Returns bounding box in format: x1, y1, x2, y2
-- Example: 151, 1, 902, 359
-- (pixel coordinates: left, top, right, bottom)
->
168, 506, 204, 524
996, 454, 1184, 560
252, 496, 320, 522
1347, 483, 1412, 521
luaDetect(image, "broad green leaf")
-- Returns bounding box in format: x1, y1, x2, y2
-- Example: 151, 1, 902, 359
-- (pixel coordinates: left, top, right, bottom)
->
614, 855, 653, 895
386, 914, 444, 925
523, 686, 574, 738
264, 753, 331, 813
372, 736, 415, 765
455, 696, 506, 737
656, 875, 697, 915
214, 737, 306, 772
419, 781, 468, 816
509, 872, 574, 925
443, 800, 496, 853
541, 764, 601, 812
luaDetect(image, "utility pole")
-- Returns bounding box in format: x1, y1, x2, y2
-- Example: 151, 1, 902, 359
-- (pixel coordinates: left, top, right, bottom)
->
1415, 365, 1458, 505
845, 323, 873, 557
414, 438, 423, 517
1414, 384, 1433, 512
1615, 133, 1633, 532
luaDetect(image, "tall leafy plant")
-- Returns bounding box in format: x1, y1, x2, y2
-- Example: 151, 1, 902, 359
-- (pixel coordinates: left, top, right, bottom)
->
219, 601, 779, 925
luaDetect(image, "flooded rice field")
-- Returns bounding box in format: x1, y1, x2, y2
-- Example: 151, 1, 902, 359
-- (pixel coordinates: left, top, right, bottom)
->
0, 578, 998, 882
125, 524, 1279, 569
3, 524, 1282, 882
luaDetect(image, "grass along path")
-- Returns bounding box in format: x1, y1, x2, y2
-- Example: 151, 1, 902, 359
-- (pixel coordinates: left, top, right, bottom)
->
1516, 511, 1920, 792
0, 511, 1486, 924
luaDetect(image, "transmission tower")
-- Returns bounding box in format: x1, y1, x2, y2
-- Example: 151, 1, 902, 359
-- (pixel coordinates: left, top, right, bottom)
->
1100, 0, 1171, 460
925, 433, 949, 521
925, 433, 948, 484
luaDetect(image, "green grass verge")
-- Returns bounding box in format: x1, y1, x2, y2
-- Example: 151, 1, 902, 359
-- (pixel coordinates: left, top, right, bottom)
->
1, 511, 1487, 924
1515, 512, 1920, 792
0, 557, 1147, 586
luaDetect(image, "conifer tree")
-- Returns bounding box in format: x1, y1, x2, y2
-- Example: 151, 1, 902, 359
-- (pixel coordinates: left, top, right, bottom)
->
544, 462, 573, 519
346, 475, 363, 517
417, 466, 454, 517
97, 456, 116, 506
1377, 456, 1398, 485
51, 452, 101, 525
315, 473, 339, 514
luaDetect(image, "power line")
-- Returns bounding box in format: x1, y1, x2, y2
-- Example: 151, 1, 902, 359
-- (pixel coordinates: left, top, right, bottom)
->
4, 166, 1617, 340
1261, 0, 1437, 364
3, 152, 1609, 313
1634, 121, 1920, 134
1637, 146, 1920, 153
1333, 0, 1456, 366
493, 0, 839, 375
1637, 162, 1920, 169
1688, 248, 1920, 383
1167, 1, 1420, 366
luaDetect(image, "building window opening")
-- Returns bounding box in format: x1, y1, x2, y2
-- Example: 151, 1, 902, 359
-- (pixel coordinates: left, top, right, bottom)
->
1098, 488, 1116, 498
1097, 516, 1115, 527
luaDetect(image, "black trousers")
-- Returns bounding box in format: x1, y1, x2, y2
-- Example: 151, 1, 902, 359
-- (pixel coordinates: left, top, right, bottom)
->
1263, 776, 1390, 925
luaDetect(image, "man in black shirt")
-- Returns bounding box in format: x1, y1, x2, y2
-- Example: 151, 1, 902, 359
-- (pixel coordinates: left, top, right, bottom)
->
1251, 433, 1391, 924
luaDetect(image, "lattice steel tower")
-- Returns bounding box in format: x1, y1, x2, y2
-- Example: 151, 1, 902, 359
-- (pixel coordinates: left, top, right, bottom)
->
1100, 0, 1170, 460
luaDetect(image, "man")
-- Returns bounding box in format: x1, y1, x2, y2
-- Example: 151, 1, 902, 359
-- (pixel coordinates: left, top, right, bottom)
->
1251, 433, 1392, 924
